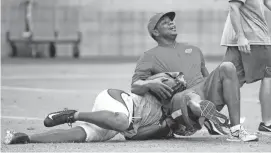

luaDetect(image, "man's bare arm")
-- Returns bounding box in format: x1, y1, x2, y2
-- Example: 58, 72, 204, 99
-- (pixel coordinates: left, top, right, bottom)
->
264, 0, 271, 11
131, 74, 173, 99
229, 1, 245, 38
129, 121, 171, 140
131, 80, 152, 96
229, 1, 251, 53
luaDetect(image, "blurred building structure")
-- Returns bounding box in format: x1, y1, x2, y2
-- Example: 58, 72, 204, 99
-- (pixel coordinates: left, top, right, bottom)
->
1, 0, 271, 58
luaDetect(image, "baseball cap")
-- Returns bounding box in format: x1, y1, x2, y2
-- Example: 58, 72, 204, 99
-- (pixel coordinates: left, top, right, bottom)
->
147, 11, 176, 36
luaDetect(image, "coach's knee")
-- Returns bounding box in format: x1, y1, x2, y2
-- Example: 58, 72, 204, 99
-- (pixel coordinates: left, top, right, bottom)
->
219, 62, 237, 78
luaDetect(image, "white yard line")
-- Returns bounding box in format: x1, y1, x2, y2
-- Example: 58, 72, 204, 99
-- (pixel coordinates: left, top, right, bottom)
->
1, 86, 99, 94
1, 116, 43, 121
1, 74, 131, 80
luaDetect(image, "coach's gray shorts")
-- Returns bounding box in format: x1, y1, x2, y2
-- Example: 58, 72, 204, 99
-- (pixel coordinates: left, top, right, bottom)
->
223, 45, 271, 86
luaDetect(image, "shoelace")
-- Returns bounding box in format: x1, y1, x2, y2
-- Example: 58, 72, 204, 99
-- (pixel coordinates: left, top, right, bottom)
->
231, 126, 248, 137
63, 108, 73, 128
238, 127, 249, 137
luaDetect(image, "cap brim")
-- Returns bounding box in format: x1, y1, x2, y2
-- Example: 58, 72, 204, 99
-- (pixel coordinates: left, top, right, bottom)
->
162, 11, 175, 21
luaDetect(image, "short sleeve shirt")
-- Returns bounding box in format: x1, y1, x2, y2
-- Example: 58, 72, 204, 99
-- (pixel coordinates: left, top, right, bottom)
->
220, 0, 271, 46
132, 43, 205, 88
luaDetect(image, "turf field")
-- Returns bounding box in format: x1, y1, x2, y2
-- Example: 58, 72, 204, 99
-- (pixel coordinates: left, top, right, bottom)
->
1, 58, 271, 152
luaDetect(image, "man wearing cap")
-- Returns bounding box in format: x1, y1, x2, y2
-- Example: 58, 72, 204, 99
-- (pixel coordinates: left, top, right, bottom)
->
131, 12, 258, 142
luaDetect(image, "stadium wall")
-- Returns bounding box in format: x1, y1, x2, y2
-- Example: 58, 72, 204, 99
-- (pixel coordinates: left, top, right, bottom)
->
1, 0, 271, 58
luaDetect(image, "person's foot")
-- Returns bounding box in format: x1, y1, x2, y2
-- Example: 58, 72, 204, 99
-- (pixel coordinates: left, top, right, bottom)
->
44, 109, 77, 127
204, 119, 226, 135
227, 125, 258, 142
199, 100, 229, 135
258, 122, 271, 132
4, 130, 30, 144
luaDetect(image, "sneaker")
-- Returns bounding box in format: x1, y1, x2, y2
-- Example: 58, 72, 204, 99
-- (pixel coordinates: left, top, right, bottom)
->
44, 109, 77, 127
4, 130, 30, 144
227, 126, 258, 142
200, 100, 229, 135
204, 119, 226, 135
258, 122, 271, 132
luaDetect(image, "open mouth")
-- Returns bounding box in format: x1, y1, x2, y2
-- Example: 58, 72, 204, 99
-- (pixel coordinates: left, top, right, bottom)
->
170, 26, 176, 32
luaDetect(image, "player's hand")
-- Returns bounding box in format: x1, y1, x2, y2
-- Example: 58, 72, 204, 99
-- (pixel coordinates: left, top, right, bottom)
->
147, 77, 173, 100
237, 36, 251, 54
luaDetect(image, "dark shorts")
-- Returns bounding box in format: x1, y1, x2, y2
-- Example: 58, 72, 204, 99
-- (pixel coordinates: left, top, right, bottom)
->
180, 66, 225, 111
223, 46, 271, 86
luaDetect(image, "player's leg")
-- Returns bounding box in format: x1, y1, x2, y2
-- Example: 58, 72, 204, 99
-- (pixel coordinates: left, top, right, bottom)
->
5, 123, 119, 144
170, 90, 226, 134
258, 46, 271, 131
218, 62, 240, 126
237, 45, 271, 132
259, 75, 271, 131
202, 47, 245, 135
4, 126, 87, 144
44, 89, 132, 132
205, 61, 258, 141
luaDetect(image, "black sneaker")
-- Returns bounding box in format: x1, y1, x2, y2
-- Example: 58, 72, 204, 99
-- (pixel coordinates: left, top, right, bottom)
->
44, 109, 77, 127
4, 130, 30, 144
258, 122, 271, 132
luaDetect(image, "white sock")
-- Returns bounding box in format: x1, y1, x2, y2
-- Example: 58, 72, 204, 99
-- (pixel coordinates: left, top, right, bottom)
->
230, 124, 241, 132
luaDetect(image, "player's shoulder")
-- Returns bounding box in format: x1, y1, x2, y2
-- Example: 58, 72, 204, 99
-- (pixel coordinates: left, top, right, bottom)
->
137, 46, 160, 61
144, 46, 161, 55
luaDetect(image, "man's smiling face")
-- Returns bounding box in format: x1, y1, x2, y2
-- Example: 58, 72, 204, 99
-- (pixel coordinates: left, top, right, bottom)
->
154, 16, 177, 39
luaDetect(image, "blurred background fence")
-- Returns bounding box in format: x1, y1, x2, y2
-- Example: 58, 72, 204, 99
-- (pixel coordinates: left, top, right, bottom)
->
1, 0, 271, 58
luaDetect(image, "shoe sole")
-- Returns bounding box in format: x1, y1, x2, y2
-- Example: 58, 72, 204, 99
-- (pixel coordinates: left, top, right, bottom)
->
200, 100, 229, 135
257, 131, 271, 136
227, 137, 259, 142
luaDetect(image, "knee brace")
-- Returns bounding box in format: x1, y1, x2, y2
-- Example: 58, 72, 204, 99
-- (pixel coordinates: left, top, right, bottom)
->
264, 66, 271, 78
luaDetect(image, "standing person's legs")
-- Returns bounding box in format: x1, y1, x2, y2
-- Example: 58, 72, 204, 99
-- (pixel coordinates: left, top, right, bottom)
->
258, 46, 271, 129
224, 46, 271, 131
260, 74, 271, 127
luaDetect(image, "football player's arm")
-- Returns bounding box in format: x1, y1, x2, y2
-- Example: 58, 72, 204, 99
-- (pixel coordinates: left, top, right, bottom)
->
264, 0, 271, 11
129, 120, 171, 140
